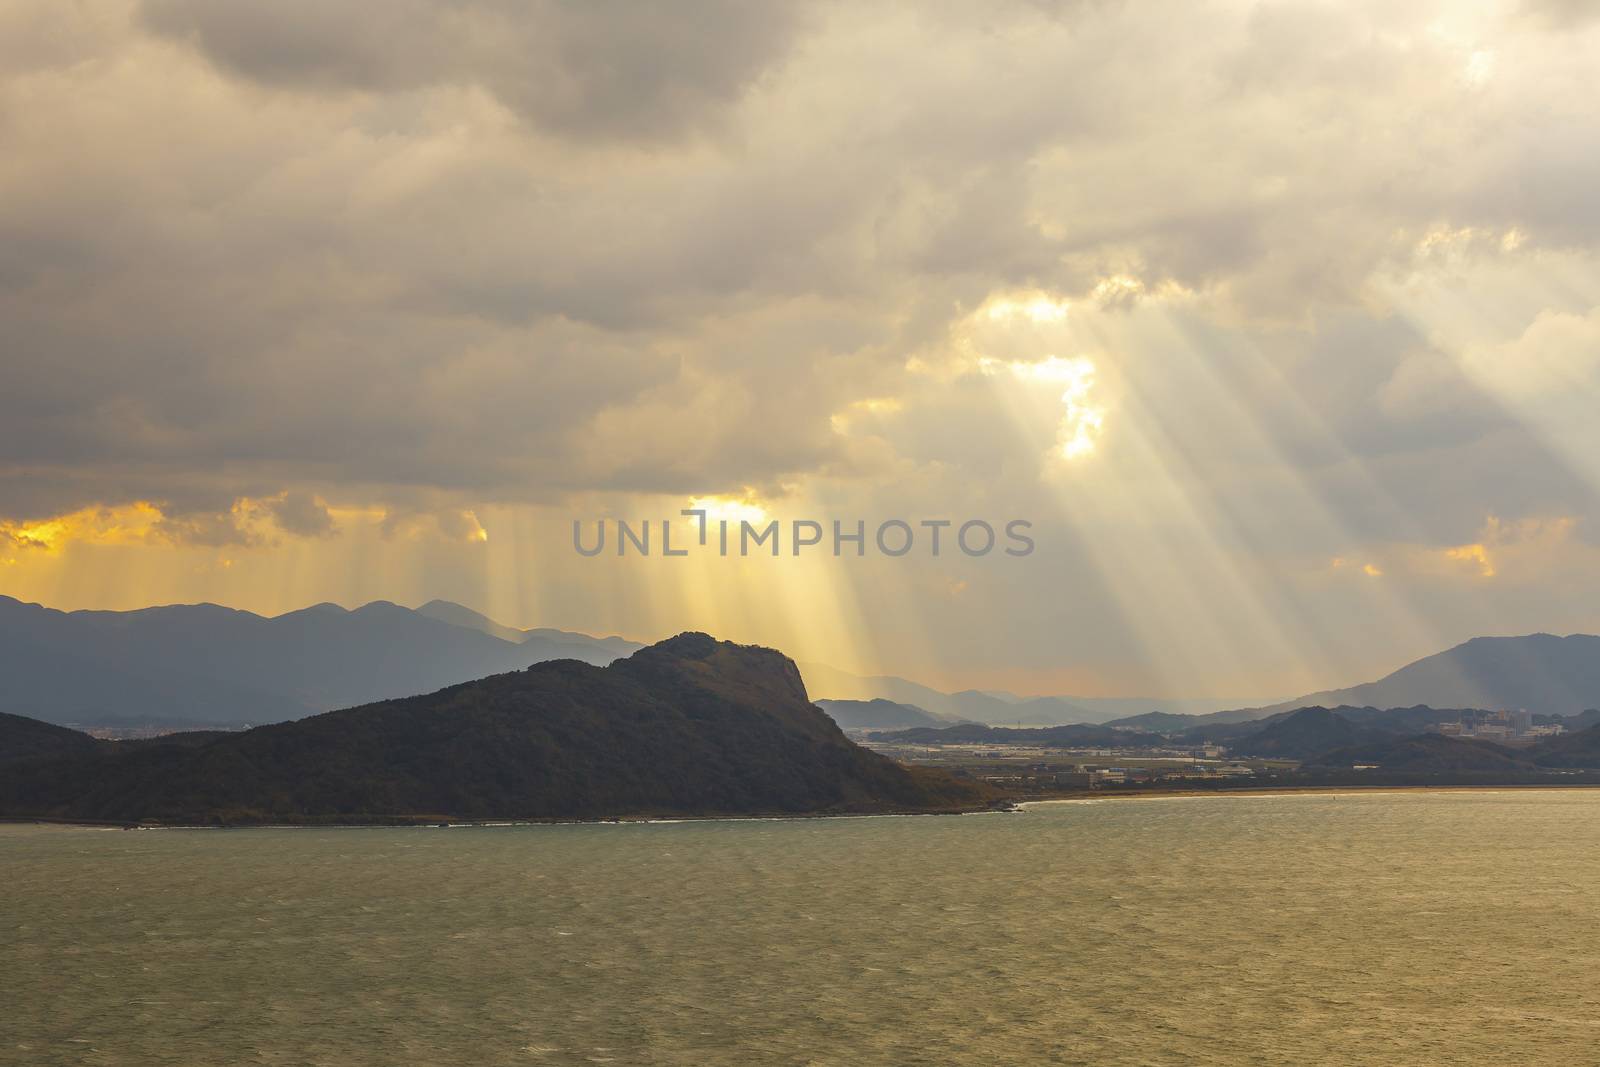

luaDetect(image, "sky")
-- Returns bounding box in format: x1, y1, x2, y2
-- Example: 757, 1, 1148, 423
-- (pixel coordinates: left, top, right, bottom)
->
3, 0, 1600, 699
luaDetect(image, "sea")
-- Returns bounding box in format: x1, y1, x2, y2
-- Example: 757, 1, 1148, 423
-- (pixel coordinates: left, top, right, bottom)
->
7, 790, 1599, 1065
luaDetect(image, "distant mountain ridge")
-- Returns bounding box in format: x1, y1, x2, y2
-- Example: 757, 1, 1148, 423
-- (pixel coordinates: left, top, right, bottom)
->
0, 596, 639, 727
414, 600, 642, 657
797, 661, 1265, 726
796, 663, 1099, 724
814, 699, 956, 731
1102, 708, 1270, 732
1235, 634, 1600, 719
1186, 703, 1600, 774
877, 723, 1155, 748
0, 634, 992, 823
5, 594, 1596, 737
798, 636, 1600, 733
879, 702, 1600, 778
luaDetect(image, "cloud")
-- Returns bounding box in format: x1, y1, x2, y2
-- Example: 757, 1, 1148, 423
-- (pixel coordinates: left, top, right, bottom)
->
1519, 0, 1600, 29
1464, 307, 1600, 404
266, 491, 336, 538
0, 500, 252, 551
138, 0, 808, 144
3, 0, 1600, 591
1451, 307, 1600, 497
1378, 347, 1499, 425
1445, 542, 1496, 578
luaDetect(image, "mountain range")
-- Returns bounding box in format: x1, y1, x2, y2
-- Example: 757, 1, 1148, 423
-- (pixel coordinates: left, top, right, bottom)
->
795, 662, 1268, 725
806, 632, 1600, 730
3, 593, 1597, 731
0, 634, 992, 824
0, 595, 1270, 729
813, 699, 957, 731
878, 723, 1158, 748
0, 595, 641, 727
1227, 634, 1600, 719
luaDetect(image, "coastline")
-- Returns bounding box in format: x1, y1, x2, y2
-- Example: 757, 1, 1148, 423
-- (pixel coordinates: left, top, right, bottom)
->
1019, 782, 1600, 806
0, 801, 1014, 831
13, 782, 1600, 830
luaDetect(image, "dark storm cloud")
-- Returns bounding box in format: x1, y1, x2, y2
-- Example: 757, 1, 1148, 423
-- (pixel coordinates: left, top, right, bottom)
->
139, 0, 808, 143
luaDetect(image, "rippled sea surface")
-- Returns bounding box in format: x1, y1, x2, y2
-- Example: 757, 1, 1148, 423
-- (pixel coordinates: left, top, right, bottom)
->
8, 791, 1600, 1065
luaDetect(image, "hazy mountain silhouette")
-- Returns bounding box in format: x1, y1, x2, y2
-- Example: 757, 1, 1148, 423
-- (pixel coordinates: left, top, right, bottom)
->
9, 593, 1595, 737
0, 596, 635, 727
814, 699, 955, 730
0, 634, 992, 824
1102, 708, 1273, 732
414, 599, 642, 658
1233, 634, 1600, 719
798, 663, 1123, 725
1046, 696, 1280, 720
1113, 636, 1600, 728
875, 723, 1155, 747
798, 661, 1267, 725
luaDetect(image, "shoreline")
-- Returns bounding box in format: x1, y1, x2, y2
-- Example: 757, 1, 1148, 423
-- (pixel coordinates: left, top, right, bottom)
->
0, 803, 1014, 831
12, 782, 1600, 830
1019, 782, 1600, 806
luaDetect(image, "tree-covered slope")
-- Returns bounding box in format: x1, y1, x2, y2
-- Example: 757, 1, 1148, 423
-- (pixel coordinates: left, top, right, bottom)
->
0, 634, 991, 823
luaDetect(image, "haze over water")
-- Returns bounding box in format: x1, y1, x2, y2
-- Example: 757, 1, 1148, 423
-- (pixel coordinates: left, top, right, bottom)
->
8, 791, 1599, 1065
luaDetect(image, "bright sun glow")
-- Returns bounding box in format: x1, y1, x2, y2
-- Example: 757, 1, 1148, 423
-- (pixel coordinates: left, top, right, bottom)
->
982, 354, 1106, 459
685, 495, 769, 525
1446, 543, 1496, 578
1, 502, 166, 553
983, 294, 1070, 324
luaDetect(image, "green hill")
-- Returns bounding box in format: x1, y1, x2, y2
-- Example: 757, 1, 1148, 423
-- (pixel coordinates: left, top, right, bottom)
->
0, 634, 992, 824
1231, 707, 1392, 759
1305, 733, 1531, 772
1531, 724, 1600, 768
0, 711, 99, 765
